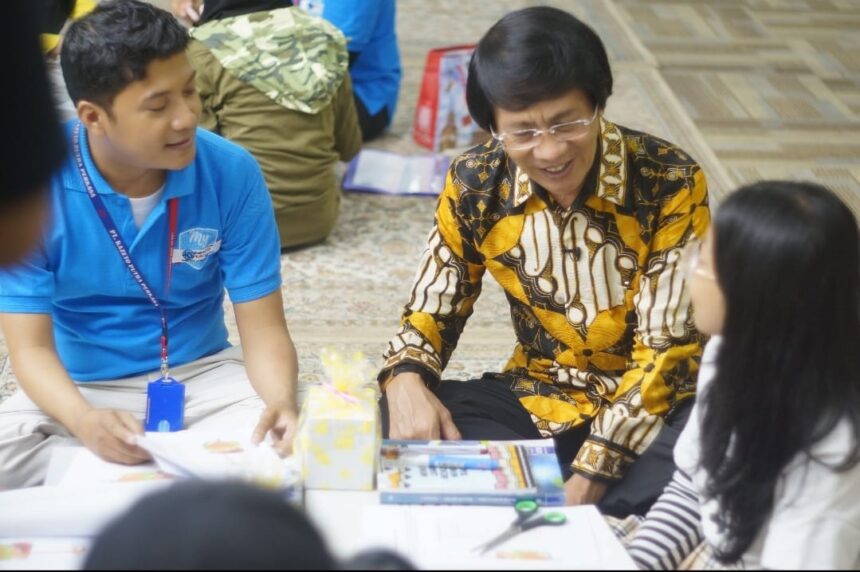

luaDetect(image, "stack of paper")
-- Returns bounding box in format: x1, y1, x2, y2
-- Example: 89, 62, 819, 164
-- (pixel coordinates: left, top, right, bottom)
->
136, 430, 300, 489
0, 433, 302, 570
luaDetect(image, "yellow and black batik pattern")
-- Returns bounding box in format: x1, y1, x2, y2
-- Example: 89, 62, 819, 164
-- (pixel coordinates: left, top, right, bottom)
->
381, 118, 711, 481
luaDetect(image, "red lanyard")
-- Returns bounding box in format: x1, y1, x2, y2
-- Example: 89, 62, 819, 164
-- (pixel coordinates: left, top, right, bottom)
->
72, 122, 178, 379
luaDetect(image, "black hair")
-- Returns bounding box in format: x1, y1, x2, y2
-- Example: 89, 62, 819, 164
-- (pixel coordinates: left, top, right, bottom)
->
84, 481, 337, 570
465, 6, 613, 132
198, 0, 294, 24
700, 181, 860, 563
61, 0, 189, 109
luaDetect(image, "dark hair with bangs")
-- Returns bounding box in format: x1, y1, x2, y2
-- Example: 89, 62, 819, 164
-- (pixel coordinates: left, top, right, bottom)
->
61, 0, 189, 110
700, 180, 860, 563
465, 6, 613, 132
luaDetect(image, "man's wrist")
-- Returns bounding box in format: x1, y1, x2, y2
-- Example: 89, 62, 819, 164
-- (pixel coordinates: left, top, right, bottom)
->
569, 466, 617, 484
61, 402, 94, 436
381, 363, 439, 393
262, 395, 297, 411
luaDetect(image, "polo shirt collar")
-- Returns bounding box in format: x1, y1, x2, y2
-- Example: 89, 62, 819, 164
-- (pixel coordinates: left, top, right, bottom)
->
62, 122, 197, 201
510, 116, 628, 208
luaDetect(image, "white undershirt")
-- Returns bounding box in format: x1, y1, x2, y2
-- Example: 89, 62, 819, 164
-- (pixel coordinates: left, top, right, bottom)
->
128, 187, 165, 229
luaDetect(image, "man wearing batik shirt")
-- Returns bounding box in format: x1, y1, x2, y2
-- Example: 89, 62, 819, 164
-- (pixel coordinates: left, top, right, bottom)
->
378, 7, 710, 517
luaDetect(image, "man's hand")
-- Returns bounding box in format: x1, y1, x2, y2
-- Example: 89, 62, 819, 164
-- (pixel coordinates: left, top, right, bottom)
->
252, 401, 299, 457
170, 0, 202, 24
564, 473, 609, 506
385, 372, 461, 440
70, 408, 150, 465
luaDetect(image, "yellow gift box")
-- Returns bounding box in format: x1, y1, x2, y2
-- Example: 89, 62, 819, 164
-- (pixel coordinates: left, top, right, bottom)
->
293, 351, 381, 490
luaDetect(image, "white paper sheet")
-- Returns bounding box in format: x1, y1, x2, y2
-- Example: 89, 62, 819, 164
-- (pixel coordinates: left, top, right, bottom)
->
135, 430, 298, 487
4, 433, 298, 540
0, 538, 89, 570
360, 504, 636, 570
0, 481, 170, 537
56, 448, 175, 486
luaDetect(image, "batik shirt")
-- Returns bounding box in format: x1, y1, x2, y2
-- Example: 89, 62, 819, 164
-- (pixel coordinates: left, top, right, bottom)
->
380, 118, 711, 481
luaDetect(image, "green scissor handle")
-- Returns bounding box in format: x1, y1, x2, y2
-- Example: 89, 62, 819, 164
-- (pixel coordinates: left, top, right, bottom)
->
521, 510, 567, 531
513, 499, 538, 522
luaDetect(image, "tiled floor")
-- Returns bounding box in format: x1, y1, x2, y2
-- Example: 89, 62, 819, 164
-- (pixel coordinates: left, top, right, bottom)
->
612, 0, 860, 212
1, 0, 858, 402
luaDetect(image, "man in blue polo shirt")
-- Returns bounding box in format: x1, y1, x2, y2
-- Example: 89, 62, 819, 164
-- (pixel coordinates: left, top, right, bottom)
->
0, 0, 300, 489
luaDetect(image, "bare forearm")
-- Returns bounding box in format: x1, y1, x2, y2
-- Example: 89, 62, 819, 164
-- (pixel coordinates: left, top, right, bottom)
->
11, 346, 91, 431
233, 291, 298, 412
242, 325, 298, 410
2, 313, 146, 463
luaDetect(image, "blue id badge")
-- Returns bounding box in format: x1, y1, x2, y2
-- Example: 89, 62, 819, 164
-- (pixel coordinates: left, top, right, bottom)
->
145, 377, 185, 432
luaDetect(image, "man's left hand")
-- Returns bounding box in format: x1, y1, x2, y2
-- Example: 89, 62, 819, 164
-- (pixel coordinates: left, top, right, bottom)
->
564, 473, 609, 505
252, 401, 299, 457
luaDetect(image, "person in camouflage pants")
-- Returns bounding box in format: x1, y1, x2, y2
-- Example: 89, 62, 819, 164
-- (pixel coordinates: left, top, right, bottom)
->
187, 1, 362, 250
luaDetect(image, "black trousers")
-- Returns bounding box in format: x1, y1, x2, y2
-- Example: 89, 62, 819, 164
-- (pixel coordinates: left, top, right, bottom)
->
380, 374, 693, 518
354, 95, 389, 142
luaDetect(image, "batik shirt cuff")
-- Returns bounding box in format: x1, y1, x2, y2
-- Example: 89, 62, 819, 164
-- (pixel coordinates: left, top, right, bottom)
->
571, 437, 639, 482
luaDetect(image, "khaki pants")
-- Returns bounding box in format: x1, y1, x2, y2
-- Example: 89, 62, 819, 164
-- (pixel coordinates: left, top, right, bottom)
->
0, 346, 265, 490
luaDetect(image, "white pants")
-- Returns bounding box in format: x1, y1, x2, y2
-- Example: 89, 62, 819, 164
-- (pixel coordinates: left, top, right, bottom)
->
0, 346, 265, 489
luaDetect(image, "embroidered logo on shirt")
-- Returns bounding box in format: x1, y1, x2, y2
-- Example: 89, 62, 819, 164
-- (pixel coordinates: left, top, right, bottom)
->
173, 228, 222, 270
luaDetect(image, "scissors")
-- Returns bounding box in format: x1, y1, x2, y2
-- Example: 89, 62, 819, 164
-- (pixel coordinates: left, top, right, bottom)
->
473, 499, 567, 555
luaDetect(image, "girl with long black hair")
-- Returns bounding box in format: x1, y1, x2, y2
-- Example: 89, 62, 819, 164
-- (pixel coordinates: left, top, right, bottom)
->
625, 180, 860, 569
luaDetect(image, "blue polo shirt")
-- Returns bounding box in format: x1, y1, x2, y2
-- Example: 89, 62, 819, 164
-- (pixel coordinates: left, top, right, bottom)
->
0, 123, 282, 382
300, 0, 400, 121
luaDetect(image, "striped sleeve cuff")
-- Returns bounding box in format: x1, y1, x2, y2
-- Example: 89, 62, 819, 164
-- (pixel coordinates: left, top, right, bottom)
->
626, 469, 704, 570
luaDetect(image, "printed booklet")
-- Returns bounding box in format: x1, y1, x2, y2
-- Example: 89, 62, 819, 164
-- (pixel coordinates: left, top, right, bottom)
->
377, 439, 565, 506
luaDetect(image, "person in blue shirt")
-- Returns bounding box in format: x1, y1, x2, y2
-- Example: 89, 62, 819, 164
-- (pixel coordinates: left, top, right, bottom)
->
173, 0, 401, 141
301, 0, 401, 141
0, 0, 300, 489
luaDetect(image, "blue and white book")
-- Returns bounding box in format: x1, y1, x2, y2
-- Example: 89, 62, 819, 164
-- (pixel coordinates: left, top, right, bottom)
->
377, 439, 565, 506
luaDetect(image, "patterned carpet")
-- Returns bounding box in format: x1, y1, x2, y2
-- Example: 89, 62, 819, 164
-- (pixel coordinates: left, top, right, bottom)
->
1, 0, 858, 403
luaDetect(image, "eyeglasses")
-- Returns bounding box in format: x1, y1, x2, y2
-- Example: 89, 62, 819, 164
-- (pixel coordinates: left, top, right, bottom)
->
490, 107, 600, 151
681, 238, 716, 281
